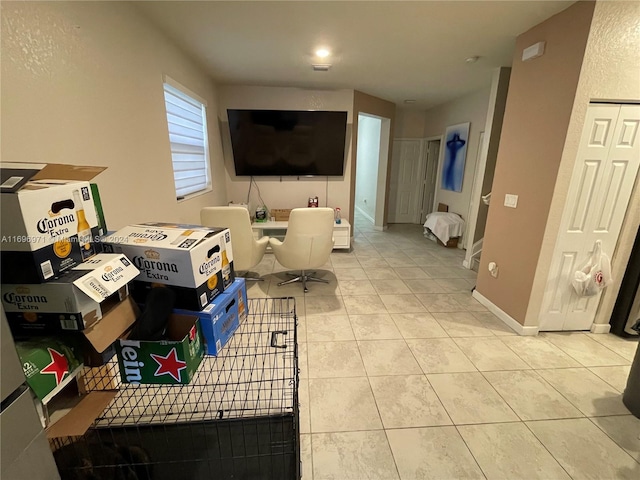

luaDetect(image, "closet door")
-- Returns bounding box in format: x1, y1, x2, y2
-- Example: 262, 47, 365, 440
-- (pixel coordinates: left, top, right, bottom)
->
390, 139, 424, 223
539, 104, 640, 331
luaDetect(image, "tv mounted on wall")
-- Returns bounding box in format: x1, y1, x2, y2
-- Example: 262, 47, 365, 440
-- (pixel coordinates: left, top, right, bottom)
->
227, 109, 348, 177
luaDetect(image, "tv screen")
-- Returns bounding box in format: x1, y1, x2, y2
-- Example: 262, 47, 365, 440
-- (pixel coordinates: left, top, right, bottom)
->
227, 109, 348, 176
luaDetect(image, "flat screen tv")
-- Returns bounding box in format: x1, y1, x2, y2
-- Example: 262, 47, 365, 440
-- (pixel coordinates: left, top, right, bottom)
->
227, 109, 348, 176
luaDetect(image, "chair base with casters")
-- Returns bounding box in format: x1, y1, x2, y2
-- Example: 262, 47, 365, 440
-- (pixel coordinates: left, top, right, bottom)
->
278, 270, 329, 293
237, 270, 264, 282
269, 207, 336, 293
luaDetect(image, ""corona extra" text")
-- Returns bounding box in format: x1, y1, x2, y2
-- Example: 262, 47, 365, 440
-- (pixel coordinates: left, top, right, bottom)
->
3, 292, 48, 310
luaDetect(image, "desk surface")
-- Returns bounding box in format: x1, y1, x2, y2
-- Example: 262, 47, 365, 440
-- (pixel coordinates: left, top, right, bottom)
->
252, 219, 350, 229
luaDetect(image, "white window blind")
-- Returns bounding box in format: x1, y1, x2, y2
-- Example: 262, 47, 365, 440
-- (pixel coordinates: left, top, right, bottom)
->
163, 79, 211, 199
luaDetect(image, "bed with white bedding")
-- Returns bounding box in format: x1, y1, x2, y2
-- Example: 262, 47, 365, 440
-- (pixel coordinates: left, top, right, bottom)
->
423, 212, 465, 246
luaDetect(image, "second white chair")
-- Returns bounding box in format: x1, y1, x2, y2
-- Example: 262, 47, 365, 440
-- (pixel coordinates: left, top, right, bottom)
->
269, 207, 335, 292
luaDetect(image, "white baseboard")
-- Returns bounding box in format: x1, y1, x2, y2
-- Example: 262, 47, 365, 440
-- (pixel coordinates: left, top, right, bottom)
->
355, 205, 375, 224
590, 323, 611, 334
373, 224, 388, 231
472, 290, 539, 336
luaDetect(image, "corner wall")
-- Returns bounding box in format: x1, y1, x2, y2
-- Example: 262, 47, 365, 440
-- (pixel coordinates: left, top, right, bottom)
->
475, 1, 595, 324
0, 1, 227, 229
526, 0, 640, 328
352, 91, 396, 226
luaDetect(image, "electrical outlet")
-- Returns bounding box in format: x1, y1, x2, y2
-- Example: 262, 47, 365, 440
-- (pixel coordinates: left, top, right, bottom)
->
488, 261, 499, 278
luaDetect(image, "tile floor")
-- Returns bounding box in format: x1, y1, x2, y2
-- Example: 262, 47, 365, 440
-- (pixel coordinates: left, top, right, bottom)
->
246, 215, 640, 480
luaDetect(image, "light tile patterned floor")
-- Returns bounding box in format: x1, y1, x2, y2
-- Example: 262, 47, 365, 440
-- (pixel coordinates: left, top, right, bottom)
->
246, 216, 640, 479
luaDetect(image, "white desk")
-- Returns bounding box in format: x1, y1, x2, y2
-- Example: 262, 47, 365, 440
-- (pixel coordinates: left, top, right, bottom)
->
252, 219, 351, 250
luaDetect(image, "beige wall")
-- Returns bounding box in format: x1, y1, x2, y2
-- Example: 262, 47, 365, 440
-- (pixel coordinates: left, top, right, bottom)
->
476, 1, 595, 324
422, 88, 491, 240
1, 1, 227, 229
217, 85, 354, 218
527, 0, 640, 328
352, 90, 396, 226
394, 109, 427, 139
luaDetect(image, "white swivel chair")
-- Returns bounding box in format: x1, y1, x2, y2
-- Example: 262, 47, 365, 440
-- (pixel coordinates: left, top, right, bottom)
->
200, 206, 269, 280
270, 207, 335, 292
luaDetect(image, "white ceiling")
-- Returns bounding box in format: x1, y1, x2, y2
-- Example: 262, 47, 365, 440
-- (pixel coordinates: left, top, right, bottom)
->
134, 1, 575, 110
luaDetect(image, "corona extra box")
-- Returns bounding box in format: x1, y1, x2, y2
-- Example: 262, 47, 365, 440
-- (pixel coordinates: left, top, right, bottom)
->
116, 315, 204, 385
2, 254, 140, 335
0, 163, 106, 283
174, 278, 247, 355
103, 223, 235, 310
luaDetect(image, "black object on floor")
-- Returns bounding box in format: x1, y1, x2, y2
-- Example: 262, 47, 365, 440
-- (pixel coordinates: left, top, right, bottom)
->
128, 287, 176, 341
54, 417, 296, 480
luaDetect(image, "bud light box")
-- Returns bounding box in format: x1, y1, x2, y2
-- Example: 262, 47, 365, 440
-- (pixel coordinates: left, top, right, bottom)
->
116, 314, 204, 385
103, 222, 236, 310
0, 162, 107, 283
2, 254, 140, 335
174, 277, 248, 356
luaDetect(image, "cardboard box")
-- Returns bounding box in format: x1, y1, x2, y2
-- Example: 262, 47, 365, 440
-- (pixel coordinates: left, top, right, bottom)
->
0, 162, 107, 283
116, 314, 204, 385
437, 236, 459, 249
80, 295, 140, 367
2, 254, 140, 335
271, 208, 292, 221
225, 277, 248, 324
174, 278, 247, 355
15, 336, 83, 402
103, 222, 236, 310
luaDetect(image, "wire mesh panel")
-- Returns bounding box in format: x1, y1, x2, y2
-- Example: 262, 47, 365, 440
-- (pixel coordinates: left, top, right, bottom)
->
52, 297, 300, 480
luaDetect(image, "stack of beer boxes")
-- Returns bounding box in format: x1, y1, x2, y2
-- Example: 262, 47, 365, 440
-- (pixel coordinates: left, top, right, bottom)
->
0, 163, 142, 426
102, 222, 248, 384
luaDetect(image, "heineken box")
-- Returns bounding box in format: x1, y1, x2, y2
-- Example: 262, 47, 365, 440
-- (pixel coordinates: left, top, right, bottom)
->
2, 253, 140, 335
0, 162, 107, 283
103, 222, 235, 310
174, 277, 248, 356
15, 336, 83, 402
116, 314, 204, 385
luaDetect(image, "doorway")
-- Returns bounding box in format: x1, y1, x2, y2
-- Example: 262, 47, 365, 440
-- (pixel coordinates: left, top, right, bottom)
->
389, 137, 441, 224
354, 113, 391, 230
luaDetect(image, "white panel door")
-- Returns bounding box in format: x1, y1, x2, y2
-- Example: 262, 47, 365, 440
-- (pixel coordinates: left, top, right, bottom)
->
391, 139, 423, 223
540, 104, 640, 331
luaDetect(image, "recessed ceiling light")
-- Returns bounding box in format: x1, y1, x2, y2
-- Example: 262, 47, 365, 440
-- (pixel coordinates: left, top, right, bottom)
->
315, 48, 330, 58
403, 99, 417, 104
465, 56, 480, 63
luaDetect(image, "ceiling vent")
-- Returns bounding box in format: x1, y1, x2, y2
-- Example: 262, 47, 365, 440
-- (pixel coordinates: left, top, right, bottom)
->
312, 64, 331, 72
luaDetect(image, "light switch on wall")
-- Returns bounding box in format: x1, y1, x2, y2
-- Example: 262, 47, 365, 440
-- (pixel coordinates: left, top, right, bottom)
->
504, 194, 518, 208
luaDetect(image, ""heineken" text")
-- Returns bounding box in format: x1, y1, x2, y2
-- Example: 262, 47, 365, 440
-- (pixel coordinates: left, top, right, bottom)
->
120, 341, 144, 384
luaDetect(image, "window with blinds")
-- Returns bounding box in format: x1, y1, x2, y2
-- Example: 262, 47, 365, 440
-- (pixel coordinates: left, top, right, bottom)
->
163, 78, 211, 199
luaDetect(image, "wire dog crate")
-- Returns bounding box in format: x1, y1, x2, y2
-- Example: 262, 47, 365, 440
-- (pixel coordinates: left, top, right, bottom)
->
51, 297, 300, 480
